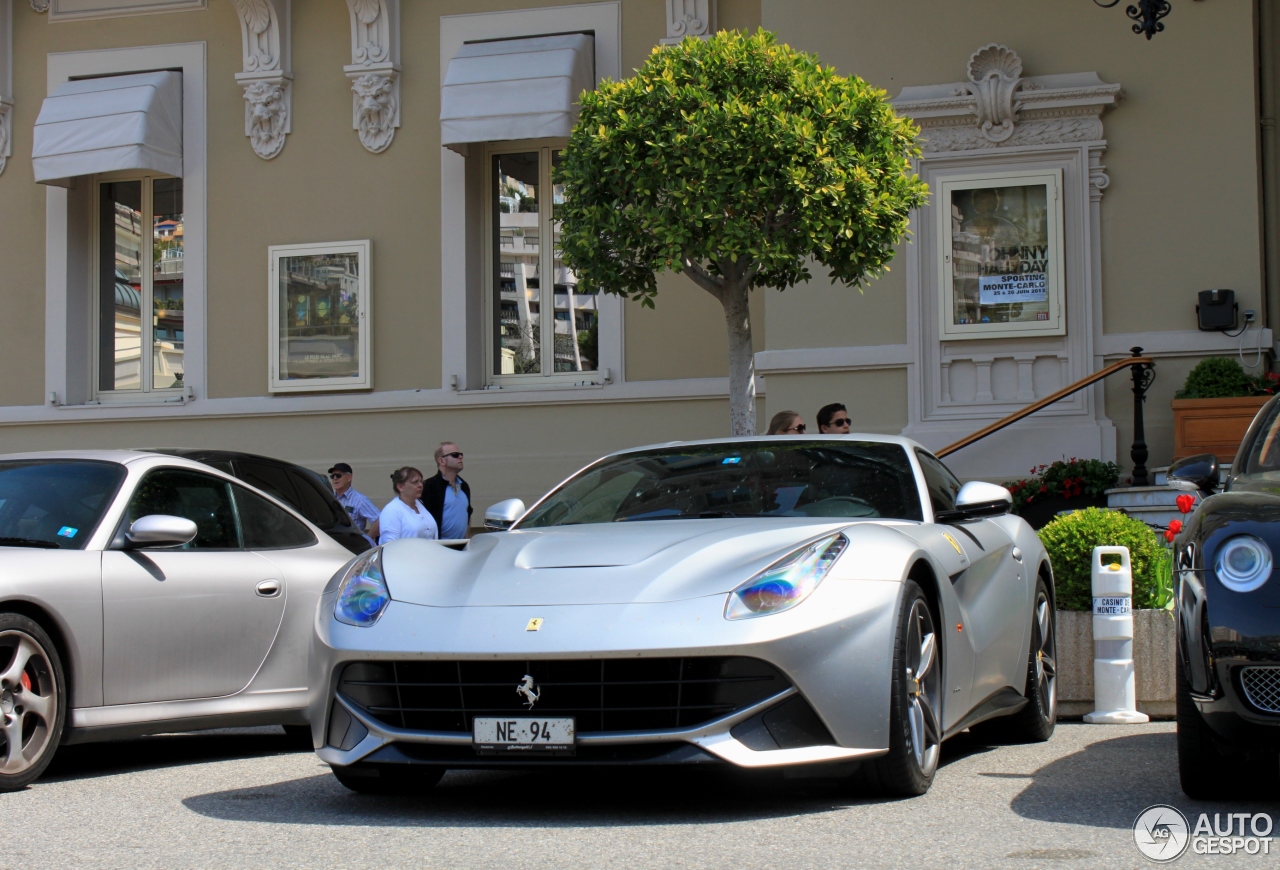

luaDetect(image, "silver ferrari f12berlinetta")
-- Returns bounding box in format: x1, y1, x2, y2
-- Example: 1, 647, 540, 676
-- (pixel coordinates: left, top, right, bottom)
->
310, 435, 1057, 797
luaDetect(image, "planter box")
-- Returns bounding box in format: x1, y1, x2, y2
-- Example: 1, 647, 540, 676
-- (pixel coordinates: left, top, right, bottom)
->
1055, 609, 1176, 719
1016, 494, 1109, 531
1171, 395, 1270, 463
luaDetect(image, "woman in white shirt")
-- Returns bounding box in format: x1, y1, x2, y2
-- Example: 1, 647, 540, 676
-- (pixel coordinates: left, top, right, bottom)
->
378, 466, 439, 544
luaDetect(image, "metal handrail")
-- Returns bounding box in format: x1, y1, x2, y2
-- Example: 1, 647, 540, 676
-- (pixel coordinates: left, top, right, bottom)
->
937, 347, 1155, 483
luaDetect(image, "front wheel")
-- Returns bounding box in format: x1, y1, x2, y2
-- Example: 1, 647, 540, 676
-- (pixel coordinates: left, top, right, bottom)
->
332, 763, 445, 795
0, 614, 66, 791
850, 580, 942, 796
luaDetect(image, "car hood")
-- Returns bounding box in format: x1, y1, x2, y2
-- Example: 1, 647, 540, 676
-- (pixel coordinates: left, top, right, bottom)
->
379, 518, 919, 607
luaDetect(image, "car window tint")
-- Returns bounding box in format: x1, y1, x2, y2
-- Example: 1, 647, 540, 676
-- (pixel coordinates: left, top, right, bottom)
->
286, 467, 351, 529
232, 459, 301, 508
126, 469, 240, 549
233, 485, 317, 549
916, 450, 962, 514
1242, 400, 1280, 474
0, 460, 125, 549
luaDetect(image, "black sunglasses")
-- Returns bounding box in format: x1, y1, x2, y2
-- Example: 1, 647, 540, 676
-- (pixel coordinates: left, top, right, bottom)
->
443, 451, 464, 459
328, 472, 346, 480
832, 417, 851, 426
786, 424, 807, 433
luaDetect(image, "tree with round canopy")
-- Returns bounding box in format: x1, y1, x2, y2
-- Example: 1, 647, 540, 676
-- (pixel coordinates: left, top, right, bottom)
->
554, 29, 928, 435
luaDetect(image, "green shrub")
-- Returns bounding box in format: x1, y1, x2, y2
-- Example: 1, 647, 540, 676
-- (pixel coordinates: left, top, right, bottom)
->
1176, 357, 1258, 399
1038, 508, 1162, 610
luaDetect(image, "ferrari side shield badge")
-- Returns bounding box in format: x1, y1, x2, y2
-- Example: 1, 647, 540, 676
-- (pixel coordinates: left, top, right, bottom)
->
526, 618, 544, 631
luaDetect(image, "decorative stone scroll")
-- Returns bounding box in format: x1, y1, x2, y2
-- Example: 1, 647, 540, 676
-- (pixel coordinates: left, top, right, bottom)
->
28, 0, 48, 11
660, 0, 714, 45
230, 0, 291, 159
345, 0, 399, 153
893, 44, 1121, 156
0, 0, 11, 177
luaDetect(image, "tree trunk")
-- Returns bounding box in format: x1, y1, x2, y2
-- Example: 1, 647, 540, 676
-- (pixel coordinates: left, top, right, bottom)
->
721, 281, 756, 436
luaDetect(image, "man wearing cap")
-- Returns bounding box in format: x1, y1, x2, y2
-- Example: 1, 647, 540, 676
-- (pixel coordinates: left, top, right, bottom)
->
328, 462, 380, 546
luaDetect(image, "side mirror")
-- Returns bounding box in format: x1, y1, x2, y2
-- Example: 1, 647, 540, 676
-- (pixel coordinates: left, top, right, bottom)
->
935, 481, 1012, 524
1168, 453, 1220, 495
483, 498, 526, 531
126, 514, 198, 549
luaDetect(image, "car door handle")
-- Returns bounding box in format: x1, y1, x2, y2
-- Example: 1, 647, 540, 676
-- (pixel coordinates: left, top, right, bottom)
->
256, 580, 282, 598
1011, 547, 1024, 563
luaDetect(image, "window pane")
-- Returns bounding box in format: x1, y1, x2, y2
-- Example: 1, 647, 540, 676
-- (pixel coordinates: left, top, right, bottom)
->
949, 183, 1051, 327
99, 181, 143, 391
277, 252, 361, 381
552, 151, 596, 372
152, 179, 185, 389
233, 484, 316, 550
125, 469, 240, 549
0, 460, 126, 550
916, 450, 961, 514
493, 152, 541, 375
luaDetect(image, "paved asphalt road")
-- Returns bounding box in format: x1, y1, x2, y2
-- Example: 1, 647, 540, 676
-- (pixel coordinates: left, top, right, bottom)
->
3, 721, 1278, 869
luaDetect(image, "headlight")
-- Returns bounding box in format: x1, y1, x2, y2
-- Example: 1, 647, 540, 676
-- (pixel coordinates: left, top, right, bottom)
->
1215, 535, 1273, 593
725, 534, 848, 620
334, 548, 391, 627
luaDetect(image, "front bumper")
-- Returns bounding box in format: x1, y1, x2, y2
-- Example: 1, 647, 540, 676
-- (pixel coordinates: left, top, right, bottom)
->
309, 579, 902, 770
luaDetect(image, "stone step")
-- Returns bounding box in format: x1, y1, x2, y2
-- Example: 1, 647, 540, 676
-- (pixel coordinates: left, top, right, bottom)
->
1116, 507, 1187, 528
1105, 486, 1201, 509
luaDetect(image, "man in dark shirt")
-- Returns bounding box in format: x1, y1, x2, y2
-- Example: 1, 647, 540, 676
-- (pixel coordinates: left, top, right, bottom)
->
423, 442, 472, 539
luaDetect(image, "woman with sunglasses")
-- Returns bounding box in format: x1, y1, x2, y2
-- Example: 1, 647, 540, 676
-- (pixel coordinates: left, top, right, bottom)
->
765, 410, 807, 435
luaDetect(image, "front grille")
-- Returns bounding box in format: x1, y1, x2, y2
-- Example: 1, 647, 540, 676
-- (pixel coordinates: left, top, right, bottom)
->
1240, 667, 1280, 713
338, 657, 789, 734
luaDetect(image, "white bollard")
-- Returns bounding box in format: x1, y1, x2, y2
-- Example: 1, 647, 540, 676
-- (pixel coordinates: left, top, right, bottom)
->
1084, 545, 1149, 724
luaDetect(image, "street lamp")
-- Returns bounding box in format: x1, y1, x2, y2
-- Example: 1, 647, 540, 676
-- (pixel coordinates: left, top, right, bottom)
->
1094, 0, 1173, 40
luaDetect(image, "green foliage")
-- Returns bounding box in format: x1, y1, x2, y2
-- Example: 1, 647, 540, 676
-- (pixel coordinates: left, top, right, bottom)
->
1038, 508, 1162, 611
554, 29, 928, 307
1175, 356, 1280, 398
1005, 458, 1120, 514
1149, 546, 1175, 611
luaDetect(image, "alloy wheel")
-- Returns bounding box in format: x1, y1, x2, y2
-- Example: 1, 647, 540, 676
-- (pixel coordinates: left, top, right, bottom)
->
0, 630, 58, 777
904, 599, 941, 776
1033, 592, 1057, 721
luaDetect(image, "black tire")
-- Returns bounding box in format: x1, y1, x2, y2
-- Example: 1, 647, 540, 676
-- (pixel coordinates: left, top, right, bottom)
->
0, 614, 67, 792
849, 580, 942, 797
971, 578, 1057, 744
281, 725, 315, 751
332, 763, 445, 795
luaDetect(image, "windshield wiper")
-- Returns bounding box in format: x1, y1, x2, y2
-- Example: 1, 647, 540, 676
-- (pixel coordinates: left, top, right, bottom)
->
0, 537, 60, 549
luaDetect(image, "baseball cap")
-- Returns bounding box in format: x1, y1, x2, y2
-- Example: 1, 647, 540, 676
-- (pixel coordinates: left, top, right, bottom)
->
327, 462, 353, 475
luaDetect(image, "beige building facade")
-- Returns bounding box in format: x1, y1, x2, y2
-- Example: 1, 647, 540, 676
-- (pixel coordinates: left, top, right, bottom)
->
0, 0, 1273, 522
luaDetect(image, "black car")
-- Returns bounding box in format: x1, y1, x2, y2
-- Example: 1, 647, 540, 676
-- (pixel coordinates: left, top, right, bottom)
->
1168, 395, 1280, 798
150, 449, 372, 556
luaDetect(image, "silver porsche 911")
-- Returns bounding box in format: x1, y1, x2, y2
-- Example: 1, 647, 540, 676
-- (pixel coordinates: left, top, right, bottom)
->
310, 435, 1057, 797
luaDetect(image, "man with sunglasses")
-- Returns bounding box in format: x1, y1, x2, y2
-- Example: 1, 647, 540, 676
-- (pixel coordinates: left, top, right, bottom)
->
816, 403, 852, 434
424, 442, 473, 540
328, 462, 380, 546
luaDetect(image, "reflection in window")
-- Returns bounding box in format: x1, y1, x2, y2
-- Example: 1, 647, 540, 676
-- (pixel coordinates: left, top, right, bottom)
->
277, 253, 362, 381
490, 148, 597, 379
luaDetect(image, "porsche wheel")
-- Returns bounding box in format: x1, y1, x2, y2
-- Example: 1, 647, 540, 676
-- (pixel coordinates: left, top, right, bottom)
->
852, 581, 941, 796
332, 764, 445, 795
972, 578, 1056, 743
0, 615, 65, 792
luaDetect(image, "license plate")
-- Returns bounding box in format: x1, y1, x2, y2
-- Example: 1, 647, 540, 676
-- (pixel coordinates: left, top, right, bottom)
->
473, 717, 575, 754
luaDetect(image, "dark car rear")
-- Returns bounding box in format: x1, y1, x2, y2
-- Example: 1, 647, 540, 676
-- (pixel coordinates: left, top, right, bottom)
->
149, 449, 372, 555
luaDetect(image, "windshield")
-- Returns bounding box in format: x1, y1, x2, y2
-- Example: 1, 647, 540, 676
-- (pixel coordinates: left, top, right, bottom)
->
0, 460, 126, 549
518, 441, 924, 528
1239, 398, 1280, 477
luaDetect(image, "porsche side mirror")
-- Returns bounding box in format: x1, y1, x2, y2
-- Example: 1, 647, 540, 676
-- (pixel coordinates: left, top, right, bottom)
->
1168, 453, 1220, 495
935, 481, 1013, 524
484, 498, 526, 531
126, 514, 198, 549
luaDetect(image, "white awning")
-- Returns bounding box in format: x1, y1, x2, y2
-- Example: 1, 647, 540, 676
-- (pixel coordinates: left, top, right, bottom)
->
441, 34, 594, 153
33, 71, 182, 187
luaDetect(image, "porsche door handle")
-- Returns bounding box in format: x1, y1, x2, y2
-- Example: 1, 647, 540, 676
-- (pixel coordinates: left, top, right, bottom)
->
256, 580, 282, 598
1011, 548, 1024, 563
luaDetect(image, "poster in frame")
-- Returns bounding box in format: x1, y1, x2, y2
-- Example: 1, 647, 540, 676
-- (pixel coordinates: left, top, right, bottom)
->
268, 240, 372, 392
936, 168, 1065, 340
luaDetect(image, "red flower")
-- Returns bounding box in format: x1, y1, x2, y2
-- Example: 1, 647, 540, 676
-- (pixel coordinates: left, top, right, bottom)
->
1168, 519, 1183, 534
1164, 529, 1176, 542
1176, 494, 1195, 514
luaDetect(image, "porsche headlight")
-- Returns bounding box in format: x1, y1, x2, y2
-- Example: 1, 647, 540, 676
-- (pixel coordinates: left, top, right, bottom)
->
334, 547, 390, 627
725, 534, 848, 620
1215, 535, 1273, 593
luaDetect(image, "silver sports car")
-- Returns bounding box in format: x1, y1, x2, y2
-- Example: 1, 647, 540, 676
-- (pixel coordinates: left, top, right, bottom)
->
310, 436, 1057, 796
0, 450, 354, 790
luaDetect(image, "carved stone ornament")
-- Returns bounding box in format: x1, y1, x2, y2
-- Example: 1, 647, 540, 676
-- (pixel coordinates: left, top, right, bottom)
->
230, 0, 291, 160
661, 0, 715, 45
892, 45, 1121, 155
1, 1, 11, 176
28, 0, 48, 11
345, 0, 399, 153
0, 101, 11, 177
